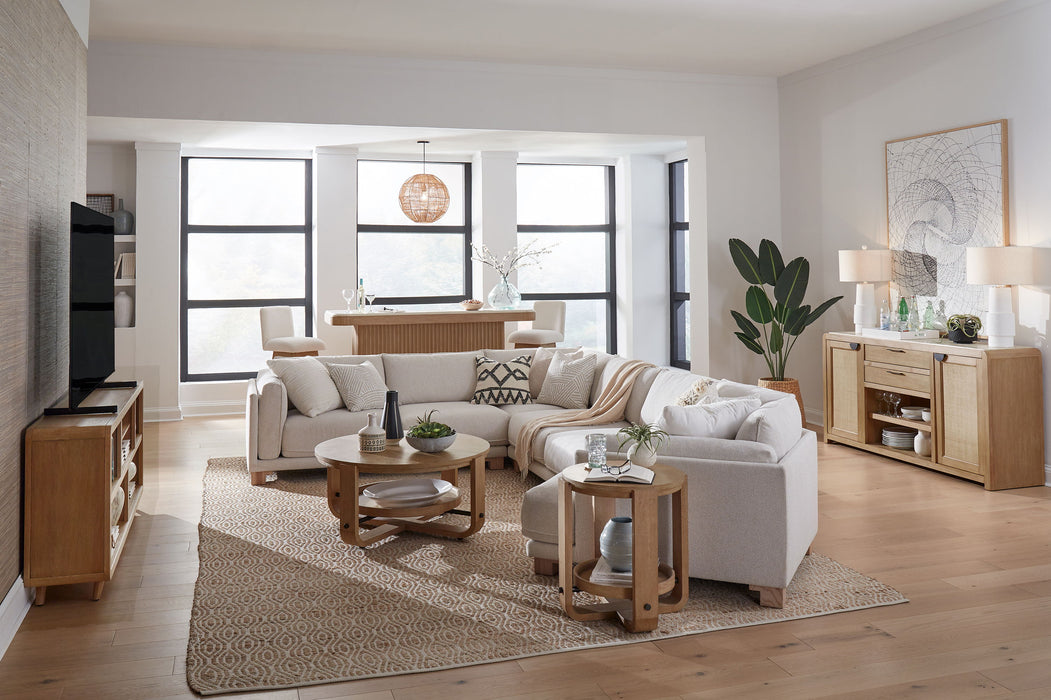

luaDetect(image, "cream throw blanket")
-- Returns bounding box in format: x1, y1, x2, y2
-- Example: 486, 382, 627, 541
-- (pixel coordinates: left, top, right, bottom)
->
514, 359, 655, 473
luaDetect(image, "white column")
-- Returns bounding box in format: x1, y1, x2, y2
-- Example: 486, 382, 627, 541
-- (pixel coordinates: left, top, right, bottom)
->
133, 142, 182, 421
313, 146, 359, 351
615, 154, 669, 364
687, 137, 710, 375
471, 151, 519, 300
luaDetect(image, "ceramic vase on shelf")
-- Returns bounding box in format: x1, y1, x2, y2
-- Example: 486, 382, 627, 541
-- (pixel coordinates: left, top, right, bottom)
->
599, 517, 633, 572
114, 291, 133, 328
487, 274, 521, 310
112, 198, 134, 236
914, 431, 931, 457
381, 391, 403, 444
358, 413, 386, 453
627, 442, 656, 468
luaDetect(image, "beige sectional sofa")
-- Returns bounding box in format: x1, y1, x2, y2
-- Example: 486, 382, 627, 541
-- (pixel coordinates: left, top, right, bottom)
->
245, 347, 818, 606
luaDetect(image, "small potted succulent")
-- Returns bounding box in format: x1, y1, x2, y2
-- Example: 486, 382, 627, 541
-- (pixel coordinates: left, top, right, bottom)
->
617, 423, 669, 468
405, 410, 457, 452
946, 314, 982, 344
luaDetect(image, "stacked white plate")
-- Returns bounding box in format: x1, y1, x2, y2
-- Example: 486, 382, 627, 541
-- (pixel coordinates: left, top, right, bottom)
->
362, 478, 453, 508
882, 426, 917, 449
900, 406, 926, 421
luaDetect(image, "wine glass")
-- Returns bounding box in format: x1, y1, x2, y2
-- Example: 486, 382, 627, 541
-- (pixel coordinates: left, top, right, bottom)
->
887, 393, 901, 417
341, 288, 355, 311
365, 293, 377, 312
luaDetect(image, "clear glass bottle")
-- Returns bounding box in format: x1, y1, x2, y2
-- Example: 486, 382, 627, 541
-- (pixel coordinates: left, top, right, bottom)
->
908, 295, 921, 332
879, 299, 890, 330
357, 277, 366, 311
923, 301, 935, 330
934, 300, 948, 331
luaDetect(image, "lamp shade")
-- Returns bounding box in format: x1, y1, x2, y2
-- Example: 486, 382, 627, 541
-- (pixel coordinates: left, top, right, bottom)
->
398, 173, 450, 223
966, 246, 1033, 285
838, 248, 892, 283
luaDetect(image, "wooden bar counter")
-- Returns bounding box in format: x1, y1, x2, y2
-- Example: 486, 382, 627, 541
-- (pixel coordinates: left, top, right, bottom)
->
324, 308, 535, 354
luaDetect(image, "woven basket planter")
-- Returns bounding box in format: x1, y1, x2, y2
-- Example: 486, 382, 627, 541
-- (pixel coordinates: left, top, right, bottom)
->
758, 377, 806, 426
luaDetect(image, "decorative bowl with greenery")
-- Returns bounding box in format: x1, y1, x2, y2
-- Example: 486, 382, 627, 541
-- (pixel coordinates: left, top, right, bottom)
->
728, 238, 843, 382
946, 313, 982, 344
617, 423, 669, 468
405, 410, 457, 452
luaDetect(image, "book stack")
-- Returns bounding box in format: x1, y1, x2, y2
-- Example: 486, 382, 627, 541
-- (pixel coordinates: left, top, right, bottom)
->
589, 556, 633, 585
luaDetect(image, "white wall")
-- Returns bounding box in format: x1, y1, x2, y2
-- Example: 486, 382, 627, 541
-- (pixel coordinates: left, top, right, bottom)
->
87, 41, 783, 391
779, 0, 1051, 444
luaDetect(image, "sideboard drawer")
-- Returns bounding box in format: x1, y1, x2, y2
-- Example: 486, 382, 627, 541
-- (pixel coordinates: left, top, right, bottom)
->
865, 344, 930, 370
864, 364, 931, 393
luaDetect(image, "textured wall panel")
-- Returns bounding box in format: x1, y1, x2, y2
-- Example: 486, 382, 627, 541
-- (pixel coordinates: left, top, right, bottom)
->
0, 0, 86, 592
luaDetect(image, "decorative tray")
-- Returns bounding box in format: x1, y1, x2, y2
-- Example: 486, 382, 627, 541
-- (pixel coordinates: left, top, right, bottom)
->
362, 478, 453, 507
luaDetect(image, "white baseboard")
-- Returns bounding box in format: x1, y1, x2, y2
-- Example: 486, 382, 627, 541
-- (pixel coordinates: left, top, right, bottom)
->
1045, 465, 1050, 487
145, 406, 183, 422
0, 577, 33, 661
180, 399, 246, 418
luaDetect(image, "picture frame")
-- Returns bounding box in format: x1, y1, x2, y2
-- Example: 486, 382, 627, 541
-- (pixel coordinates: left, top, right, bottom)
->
885, 119, 1008, 318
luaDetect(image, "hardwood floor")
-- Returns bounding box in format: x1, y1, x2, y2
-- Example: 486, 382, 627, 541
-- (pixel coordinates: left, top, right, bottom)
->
1, 416, 1050, 698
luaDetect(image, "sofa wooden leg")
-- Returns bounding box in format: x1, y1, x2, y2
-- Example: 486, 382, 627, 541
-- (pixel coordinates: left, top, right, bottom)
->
749, 585, 785, 608
486, 457, 507, 470
250, 471, 269, 486
806, 543, 813, 555
534, 558, 558, 576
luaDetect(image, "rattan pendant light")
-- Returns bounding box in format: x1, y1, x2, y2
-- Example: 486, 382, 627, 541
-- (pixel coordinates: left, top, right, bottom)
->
399, 140, 450, 223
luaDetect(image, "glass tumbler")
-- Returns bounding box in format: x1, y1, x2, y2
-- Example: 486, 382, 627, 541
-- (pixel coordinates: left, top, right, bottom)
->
585, 433, 607, 470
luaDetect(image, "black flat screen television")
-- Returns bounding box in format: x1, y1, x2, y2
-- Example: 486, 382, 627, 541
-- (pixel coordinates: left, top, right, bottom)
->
46, 202, 131, 415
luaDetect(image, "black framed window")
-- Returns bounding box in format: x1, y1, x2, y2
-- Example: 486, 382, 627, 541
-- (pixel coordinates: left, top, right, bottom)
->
356, 160, 472, 306
517, 164, 616, 353
180, 157, 313, 381
669, 159, 690, 369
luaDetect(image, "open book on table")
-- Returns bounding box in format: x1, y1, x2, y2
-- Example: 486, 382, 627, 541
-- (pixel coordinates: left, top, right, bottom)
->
583, 464, 654, 485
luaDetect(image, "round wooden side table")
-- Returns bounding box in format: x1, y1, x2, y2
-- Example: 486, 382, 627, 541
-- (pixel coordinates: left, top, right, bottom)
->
558, 463, 688, 633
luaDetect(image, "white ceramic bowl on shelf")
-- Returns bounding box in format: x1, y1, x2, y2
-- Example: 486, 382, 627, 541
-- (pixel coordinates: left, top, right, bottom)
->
900, 406, 925, 420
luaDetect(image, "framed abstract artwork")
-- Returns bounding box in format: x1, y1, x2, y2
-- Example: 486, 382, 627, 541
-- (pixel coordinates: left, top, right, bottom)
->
886, 119, 1008, 318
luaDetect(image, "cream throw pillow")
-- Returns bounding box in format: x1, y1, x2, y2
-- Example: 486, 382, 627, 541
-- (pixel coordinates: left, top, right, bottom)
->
266, 357, 343, 418
327, 361, 388, 412
658, 396, 762, 439
530, 347, 583, 398
536, 352, 596, 409
676, 377, 720, 406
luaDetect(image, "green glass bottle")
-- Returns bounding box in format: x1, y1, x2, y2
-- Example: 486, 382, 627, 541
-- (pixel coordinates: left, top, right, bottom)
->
897, 295, 909, 329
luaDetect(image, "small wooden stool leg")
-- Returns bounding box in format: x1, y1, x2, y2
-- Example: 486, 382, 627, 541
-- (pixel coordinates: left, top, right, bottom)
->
33, 587, 46, 606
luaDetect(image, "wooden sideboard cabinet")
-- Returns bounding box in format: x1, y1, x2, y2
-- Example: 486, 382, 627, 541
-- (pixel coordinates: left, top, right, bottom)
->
823, 333, 1044, 490
24, 383, 145, 604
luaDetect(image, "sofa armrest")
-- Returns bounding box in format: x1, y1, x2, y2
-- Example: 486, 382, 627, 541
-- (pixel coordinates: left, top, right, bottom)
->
658, 435, 778, 463
247, 370, 288, 462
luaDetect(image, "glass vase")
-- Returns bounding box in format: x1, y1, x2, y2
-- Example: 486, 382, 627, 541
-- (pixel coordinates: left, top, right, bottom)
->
487, 275, 521, 310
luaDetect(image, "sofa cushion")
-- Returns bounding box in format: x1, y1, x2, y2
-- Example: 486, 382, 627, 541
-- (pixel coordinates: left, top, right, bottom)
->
484, 347, 538, 363
506, 406, 571, 444
281, 408, 372, 458
471, 355, 533, 405
543, 427, 624, 473
401, 402, 511, 446
530, 347, 583, 398
316, 354, 387, 382
328, 361, 388, 412
716, 379, 782, 404
735, 396, 802, 460
266, 356, 343, 418
658, 396, 761, 439
639, 368, 705, 425
383, 352, 477, 404
537, 352, 596, 409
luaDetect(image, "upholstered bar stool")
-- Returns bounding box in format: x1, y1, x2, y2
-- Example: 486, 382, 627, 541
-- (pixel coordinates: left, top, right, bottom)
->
260, 306, 326, 358
508, 300, 566, 348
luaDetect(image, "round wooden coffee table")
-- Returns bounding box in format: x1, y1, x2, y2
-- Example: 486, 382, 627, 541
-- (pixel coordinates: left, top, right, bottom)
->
558, 462, 688, 633
315, 433, 489, 547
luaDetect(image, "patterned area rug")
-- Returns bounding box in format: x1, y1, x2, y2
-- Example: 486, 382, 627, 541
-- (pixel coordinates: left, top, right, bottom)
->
187, 457, 906, 695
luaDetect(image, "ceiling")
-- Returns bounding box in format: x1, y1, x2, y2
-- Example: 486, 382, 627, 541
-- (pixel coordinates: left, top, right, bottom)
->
88, 0, 1012, 77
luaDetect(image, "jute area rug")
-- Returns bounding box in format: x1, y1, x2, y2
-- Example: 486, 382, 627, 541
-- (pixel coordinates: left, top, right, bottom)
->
188, 457, 906, 696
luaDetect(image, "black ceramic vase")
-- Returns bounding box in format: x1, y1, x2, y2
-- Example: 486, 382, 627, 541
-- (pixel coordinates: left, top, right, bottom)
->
946, 328, 975, 344
381, 390, 403, 444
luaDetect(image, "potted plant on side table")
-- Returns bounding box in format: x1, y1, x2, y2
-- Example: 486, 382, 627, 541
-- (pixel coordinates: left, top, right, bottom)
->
728, 238, 843, 424
617, 423, 669, 468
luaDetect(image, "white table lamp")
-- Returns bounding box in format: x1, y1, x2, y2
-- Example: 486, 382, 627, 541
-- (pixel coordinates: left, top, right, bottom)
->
966, 246, 1034, 348
839, 247, 892, 333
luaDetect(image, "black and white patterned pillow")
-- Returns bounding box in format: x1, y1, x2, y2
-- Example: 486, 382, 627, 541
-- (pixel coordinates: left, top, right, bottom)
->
327, 361, 388, 412
471, 356, 533, 405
